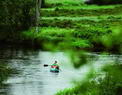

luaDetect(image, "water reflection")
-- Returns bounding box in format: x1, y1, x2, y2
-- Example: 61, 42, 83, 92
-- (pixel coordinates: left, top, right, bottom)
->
0, 48, 73, 95
0, 84, 9, 95
0, 48, 121, 95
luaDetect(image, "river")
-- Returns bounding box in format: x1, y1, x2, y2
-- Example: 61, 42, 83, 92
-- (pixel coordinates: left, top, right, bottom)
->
0, 47, 121, 95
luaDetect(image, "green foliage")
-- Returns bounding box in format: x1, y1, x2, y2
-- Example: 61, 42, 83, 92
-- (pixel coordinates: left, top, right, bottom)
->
92, 27, 122, 53
41, 5, 122, 17
22, 26, 107, 50
45, 0, 84, 7
69, 50, 88, 68
0, 0, 35, 32
56, 63, 122, 95
19, 1, 122, 53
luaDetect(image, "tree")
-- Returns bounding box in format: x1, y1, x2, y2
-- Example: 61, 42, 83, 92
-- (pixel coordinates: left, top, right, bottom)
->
36, 0, 41, 32
0, 0, 35, 32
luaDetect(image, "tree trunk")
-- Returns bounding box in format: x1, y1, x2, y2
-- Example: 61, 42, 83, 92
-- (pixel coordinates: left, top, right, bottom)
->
36, 0, 41, 33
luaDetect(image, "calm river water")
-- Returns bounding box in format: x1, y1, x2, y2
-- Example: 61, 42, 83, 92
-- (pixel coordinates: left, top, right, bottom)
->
0, 47, 121, 95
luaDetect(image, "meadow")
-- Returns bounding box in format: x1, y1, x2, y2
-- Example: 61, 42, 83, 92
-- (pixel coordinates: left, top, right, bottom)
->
21, 0, 122, 52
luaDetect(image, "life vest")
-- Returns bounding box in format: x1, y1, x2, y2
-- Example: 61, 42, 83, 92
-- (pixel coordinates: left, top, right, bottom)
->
51, 65, 59, 69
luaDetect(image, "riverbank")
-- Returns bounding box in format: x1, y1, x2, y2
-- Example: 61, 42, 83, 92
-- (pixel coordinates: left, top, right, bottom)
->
23, 4, 122, 53
0, 2, 122, 53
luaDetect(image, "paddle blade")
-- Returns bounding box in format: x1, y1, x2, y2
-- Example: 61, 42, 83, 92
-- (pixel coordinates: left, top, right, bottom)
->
44, 64, 49, 67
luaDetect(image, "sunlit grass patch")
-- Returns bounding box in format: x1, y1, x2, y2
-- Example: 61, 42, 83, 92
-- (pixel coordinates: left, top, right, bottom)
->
21, 22, 121, 52
41, 5, 122, 17
23, 27, 75, 37
22, 27, 75, 44
40, 27, 75, 36
41, 16, 122, 30
42, 4, 119, 10
45, 0, 83, 5
22, 26, 111, 40
73, 39, 91, 46
22, 27, 93, 50
41, 17, 100, 21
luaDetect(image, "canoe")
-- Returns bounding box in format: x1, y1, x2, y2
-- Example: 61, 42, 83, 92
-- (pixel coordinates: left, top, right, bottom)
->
50, 68, 59, 73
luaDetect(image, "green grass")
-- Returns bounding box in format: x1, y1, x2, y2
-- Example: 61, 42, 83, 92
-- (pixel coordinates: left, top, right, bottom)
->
22, 27, 91, 50
41, 5, 122, 17
55, 4, 118, 10
22, 2, 122, 50
45, 0, 84, 5
20, 1, 122, 52
22, 25, 112, 51
40, 17, 122, 30
0, 0, 121, 52
42, 4, 121, 11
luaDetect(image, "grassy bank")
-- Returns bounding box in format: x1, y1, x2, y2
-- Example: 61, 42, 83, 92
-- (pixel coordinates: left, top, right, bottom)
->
0, 0, 122, 52
21, 16, 122, 52
21, 26, 110, 50
11, 2, 116, 52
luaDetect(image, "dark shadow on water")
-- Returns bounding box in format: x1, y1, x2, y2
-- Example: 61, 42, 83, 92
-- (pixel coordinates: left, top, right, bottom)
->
0, 84, 10, 95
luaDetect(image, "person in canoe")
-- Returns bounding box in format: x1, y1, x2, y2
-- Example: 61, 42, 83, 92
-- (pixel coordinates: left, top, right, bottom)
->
51, 61, 59, 70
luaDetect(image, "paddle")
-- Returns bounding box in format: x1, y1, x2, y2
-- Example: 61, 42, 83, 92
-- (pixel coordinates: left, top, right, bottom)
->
43, 64, 51, 67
